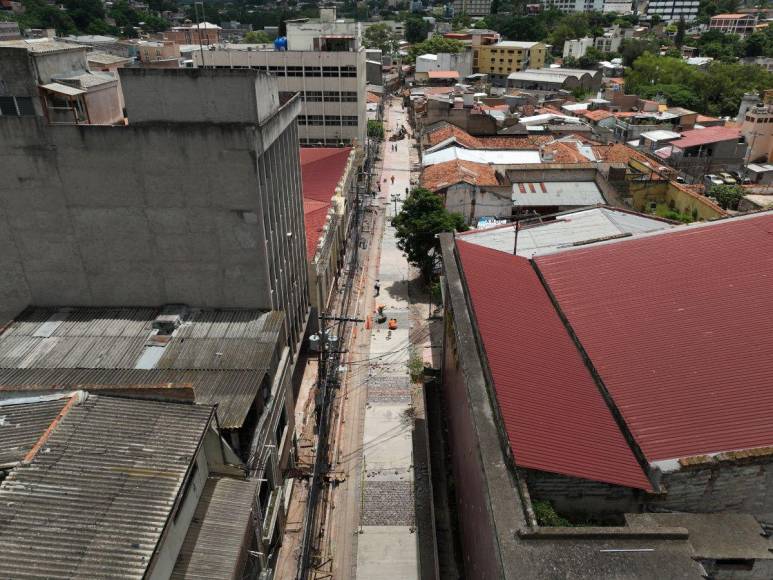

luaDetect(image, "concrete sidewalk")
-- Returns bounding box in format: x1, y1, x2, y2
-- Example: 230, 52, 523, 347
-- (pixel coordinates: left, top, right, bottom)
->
355, 97, 420, 580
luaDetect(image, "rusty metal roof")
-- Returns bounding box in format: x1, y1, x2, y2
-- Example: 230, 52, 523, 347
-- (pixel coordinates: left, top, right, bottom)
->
456, 240, 651, 490
0, 393, 213, 578
0, 307, 284, 429
536, 212, 773, 461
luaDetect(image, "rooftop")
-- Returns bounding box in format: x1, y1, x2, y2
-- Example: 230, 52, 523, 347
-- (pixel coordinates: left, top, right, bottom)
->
427, 70, 460, 79
0, 38, 86, 54
86, 51, 133, 65
536, 212, 773, 461
420, 159, 499, 192
512, 181, 605, 207
457, 207, 676, 257
493, 40, 541, 48
300, 147, 353, 260
0, 306, 284, 429
0, 393, 213, 578
456, 241, 651, 490
423, 146, 541, 167
669, 126, 743, 149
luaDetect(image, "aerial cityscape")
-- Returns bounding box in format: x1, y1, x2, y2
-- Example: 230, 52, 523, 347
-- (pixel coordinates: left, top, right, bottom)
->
0, 0, 771, 577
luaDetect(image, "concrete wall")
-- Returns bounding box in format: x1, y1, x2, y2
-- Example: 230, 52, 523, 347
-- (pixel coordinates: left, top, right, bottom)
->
121, 67, 277, 124
0, 69, 310, 348
443, 183, 512, 224
648, 452, 773, 519
524, 469, 640, 523
33, 48, 90, 84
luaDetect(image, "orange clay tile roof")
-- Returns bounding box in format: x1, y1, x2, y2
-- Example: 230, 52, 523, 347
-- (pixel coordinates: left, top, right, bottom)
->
426, 124, 483, 148
366, 91, 381, 104
696, 114, 719, 123
420, 159, 499, 192
541, 141, 590, 163
426, 123, 552, 150
579, 109, 614, 122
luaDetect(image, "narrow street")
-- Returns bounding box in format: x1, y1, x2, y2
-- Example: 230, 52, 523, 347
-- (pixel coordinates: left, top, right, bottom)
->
276, 94, 435, 580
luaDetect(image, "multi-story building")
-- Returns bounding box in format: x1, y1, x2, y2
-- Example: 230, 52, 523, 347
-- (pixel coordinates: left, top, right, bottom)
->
416, 51, 473, 78
0, 21, 21, 40
709, 12, 760, 37
0, 39, 123, 125
452, 0, 492, 17
194, 48, 366, 146
165, 21, 221, 45
563, 37, 594, 59
477, 41, 546, 86
286, 7, 361, 51
740, 90, 773, 163
136, 38, 181, 67
0, 66, 308, 577
194, 7, 366, 146
542, 0, 603, 13
644, 0, 699, 22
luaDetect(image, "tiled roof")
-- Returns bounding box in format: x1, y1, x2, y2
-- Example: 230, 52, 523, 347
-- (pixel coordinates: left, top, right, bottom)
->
425, 123, 482, 148
428, 70, 459, 79
421, 159, 499, 192
426, 123, 550, 151
0, 393, 213, 578
669, 126, 742, 149
579, 109, 614, 122
536, 212, 773, 461
300, 147, 352, 260
456, 241, 651, 490
366, 91, 381, 103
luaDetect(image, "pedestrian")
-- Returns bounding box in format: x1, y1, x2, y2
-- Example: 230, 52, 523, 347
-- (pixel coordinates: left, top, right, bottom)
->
391, 175, 395, 184
374, 279, 380, 297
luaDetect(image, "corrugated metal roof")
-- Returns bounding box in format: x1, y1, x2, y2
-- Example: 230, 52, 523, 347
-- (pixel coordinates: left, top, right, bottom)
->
0, 394, 70, 468
456, 240, 651, 490
422, 146, 541, 167
457, 207, 676, 257
0, 394, 213, 578
535, 212, 773, 461
512, 181, 605, 207
171, 476, 259, 579
0, 307, 283, 428
39, 82, 86, 96
0, 39, 86, 53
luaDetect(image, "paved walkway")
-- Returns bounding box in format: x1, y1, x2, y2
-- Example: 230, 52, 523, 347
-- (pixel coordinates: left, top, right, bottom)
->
354, 97, 420, 580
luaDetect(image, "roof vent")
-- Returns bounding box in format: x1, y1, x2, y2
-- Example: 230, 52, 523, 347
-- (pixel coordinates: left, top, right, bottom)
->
153, 305, 189, 335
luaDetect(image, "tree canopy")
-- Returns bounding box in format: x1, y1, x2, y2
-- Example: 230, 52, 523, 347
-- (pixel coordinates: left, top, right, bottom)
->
404, 14, 430, 43
392, 188, 467, 280
363, 22, 400, 54
243, 30, 272, 43
625, 52, 773, 116
407, 35, 463, 62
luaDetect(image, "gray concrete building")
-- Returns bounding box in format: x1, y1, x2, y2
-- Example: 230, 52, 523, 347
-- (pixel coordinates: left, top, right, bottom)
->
194, 47, 366, 146
0, 67, 309, 353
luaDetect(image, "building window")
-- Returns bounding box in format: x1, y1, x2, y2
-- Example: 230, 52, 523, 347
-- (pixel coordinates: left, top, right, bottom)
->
306, 114, 324, 125
286, 66, 302, 77
304, 66, 321, 77
340, 65, 356, 77
297, 115, 307, 125
341, 91, 357, 102
0, 96, 35, 117
325, 115, 342, 125
322, 66, 339, 77
324, 91, 341, 102
304, 91, 323, 102
342, 115, 358, 126
268, 65, 285, 77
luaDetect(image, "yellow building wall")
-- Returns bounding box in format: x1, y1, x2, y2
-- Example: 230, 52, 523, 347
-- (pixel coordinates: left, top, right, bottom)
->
477, 43, 545, 76
628, 180, 726, 221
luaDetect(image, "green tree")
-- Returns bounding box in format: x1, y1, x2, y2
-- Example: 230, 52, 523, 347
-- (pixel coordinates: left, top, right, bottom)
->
619, 37, 660, 66
452, 12, 471, 30
243, 30, 271, 43
710, 184, 744, 210
62, 0, 108, 33
404, 14, 430, 43
392, 188, 467, 280
744, 30, 772, 58
675, 17, 686, 47
18, 0, 77, 33
363, 23, 399, 53
367, 120, 384, 139
578, 46, 604, 69
407, 35, 463, 62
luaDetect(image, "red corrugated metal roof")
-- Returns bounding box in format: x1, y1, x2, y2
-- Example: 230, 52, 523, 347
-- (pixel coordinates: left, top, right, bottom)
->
456, 240, 651, 490
300, 147, 351, 259
669, 126, 741, 149
536, 213, 773, 461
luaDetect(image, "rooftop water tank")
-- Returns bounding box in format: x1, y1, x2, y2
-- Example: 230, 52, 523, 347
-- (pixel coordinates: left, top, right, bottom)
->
274, 36, 287, 51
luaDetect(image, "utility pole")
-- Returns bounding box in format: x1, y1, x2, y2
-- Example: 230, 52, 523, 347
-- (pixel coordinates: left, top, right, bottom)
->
391, 193, 400, 215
